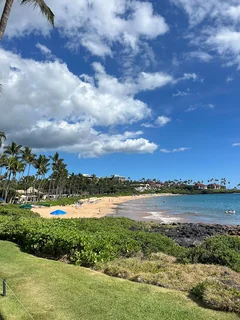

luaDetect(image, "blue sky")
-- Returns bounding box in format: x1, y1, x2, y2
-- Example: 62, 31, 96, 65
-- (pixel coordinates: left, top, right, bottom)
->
0, 0, 240, 186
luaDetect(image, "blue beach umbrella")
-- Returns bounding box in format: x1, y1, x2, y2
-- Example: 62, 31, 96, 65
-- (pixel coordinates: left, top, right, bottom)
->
50, 209, 67, 215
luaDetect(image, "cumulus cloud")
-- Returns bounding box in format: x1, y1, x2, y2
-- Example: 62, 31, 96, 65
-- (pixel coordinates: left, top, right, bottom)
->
160, 147, 190, 153
1, 0, 168, 57
0, 48, 171, 157
9, 121, 157, 158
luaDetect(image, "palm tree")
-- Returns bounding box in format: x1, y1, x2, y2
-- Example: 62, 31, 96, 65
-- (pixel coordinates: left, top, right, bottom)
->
34, 155, 49, 200
0, 153, 7, 175
21, 146, 36, 176
0, 131, 6, 148
4, 156, 19, 201
4, 141, 22, 157
0, 0, 54, 41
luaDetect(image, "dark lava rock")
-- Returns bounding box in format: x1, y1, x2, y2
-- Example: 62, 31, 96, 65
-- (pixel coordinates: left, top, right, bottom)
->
148, 223, 240, 248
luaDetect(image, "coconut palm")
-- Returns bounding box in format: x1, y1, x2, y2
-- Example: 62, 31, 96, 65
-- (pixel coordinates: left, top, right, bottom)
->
0, 0, 54, 40
34, 155, 49, 200
4, 141, 22, 157
0, 153, 7, 178
21, 146, 36, 176
4, 156, 19, 201
0, 131, 6, 148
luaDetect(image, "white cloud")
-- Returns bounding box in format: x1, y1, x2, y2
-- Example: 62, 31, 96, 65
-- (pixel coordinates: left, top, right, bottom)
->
185, 103, 215, 112
174, 73, 199, 84
207, 29, 240, 68
187, 51, 213, 62
1, 0, 169, 57
232, 143, 240, 147
141, 115, 171, 128
226, 5, 240, 21
160, 147, 190, 153
226, 76, 233, 82
11, 121, 157, 158
173, 89, 190, 97
155, 116, 172, 127
0, 48, 168, 157
171, 0, 231, 26
182, 73, 198, 80
36, 43, 51, 55
36, 43, 56, 60
172, 0, 240, 69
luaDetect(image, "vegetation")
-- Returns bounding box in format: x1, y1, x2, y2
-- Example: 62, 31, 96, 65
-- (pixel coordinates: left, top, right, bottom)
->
96, 253, 240, 314
0, 205, 39, 218
182, 236, 240, 272
0, 241, 238, 320
0, 0, 54, 41
0, 215, 186, 267
191, 280, 240, 313
0, 208, 239, 314
0, 132, 239, 204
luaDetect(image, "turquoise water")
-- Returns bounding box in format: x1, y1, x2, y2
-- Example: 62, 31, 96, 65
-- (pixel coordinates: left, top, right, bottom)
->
115, 194, 240, 225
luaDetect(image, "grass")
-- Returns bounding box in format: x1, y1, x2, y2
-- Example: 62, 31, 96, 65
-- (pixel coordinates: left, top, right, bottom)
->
0, 241, 238, 320
96, 253, 240, 292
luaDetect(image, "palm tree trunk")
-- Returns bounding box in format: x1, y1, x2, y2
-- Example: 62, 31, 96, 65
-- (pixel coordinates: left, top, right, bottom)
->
4, 170, 12, 202
0, 0, 14, 41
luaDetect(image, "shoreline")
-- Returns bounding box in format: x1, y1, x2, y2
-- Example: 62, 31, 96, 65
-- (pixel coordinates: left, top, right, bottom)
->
31, 194, 175, 219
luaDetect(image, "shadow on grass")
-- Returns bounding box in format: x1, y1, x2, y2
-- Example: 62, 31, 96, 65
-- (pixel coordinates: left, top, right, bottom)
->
187, 293, 240, 318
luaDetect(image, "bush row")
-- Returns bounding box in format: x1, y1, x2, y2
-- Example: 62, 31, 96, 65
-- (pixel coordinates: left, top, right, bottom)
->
0, 210, 239, 272
0, 216, 186, 267
0, 205, 40, 218
182, 235, 240, 272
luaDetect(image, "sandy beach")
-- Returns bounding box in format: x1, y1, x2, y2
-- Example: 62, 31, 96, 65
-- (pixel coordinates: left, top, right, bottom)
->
31, 194, 174, 219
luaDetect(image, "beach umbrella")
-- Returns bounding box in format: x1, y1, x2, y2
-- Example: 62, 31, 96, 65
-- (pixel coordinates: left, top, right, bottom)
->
50, 210, 67, 215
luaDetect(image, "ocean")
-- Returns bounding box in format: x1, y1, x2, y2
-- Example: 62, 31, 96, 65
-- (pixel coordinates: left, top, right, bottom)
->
114, 194, 240, 225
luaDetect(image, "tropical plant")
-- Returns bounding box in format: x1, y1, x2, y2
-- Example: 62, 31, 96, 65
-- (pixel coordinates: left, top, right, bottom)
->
0, 131, 6, 148
4, 141, 22, 157
0, 0, 54, 41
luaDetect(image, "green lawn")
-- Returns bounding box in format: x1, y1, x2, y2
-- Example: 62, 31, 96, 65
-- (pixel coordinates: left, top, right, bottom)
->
0, 241, 238, 320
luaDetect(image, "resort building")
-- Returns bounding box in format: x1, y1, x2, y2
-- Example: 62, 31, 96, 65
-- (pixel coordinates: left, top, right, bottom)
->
207, 183, 224, 190
111, 175, 126, 182
194, 183, 208, 190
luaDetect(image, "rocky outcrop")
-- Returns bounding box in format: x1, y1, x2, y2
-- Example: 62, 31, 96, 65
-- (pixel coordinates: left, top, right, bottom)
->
149, 223, 240, 247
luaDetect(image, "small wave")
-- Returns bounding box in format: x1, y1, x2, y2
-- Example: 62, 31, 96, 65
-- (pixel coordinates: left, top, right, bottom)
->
143, 211, 181, 223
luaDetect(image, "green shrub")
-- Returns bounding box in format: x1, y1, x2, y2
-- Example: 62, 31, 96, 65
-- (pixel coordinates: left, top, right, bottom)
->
182, 236, 240, 272
0, 205, 40, 218
191, 280, 240, 313
0, 216, 185, 267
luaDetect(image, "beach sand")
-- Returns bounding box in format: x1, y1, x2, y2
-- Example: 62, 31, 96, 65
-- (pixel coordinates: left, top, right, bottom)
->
31, 194, 173, 219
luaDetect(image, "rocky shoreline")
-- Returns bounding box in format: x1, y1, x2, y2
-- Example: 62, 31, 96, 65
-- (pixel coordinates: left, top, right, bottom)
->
149, 223, 240, 247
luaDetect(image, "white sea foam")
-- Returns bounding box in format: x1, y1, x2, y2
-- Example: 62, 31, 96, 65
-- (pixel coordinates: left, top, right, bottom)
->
143, 211, 180, 223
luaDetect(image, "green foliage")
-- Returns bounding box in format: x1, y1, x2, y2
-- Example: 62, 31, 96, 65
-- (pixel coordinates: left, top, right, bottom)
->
36, 196, 82, 206
191, 280, 240, 313
0, 204, 40, 218
182, 236, 240, 272
0, 216, 185, 267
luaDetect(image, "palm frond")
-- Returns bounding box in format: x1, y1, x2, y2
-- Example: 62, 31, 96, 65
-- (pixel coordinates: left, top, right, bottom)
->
20, 0, 54, 27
